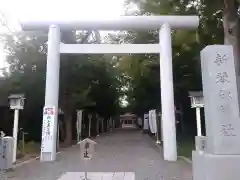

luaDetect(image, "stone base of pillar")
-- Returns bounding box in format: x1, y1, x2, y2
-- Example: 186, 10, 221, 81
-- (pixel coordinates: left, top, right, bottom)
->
193, 151, 240, 180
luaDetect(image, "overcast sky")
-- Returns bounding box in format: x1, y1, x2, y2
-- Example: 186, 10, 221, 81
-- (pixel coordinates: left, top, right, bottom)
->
1, 0, 125, 21
0, 0, 126, 68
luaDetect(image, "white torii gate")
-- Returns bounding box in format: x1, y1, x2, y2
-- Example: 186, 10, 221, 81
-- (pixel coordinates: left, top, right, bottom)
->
21, 16, 199, 162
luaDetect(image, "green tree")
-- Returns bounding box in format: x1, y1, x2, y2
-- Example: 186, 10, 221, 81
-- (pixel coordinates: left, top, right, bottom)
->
118, 0, 225, 134
0, 30, 121, 143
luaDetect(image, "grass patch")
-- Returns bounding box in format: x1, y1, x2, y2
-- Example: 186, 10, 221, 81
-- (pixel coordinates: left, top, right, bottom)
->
177, 137, 195, 159
17, 141, 40, 158
144, 130, 195, 159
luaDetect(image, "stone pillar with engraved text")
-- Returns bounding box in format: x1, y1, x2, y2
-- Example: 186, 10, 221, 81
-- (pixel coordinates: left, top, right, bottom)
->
193, 45, 240, 180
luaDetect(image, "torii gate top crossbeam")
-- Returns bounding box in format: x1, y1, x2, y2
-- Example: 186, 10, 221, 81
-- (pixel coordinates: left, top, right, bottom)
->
20, 16, 199, 31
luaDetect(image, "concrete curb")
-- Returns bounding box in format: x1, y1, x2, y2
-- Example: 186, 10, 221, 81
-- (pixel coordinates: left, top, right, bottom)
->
179, 156, 192, 164
13, 131, 115, 169
14, 143, 80, 168
14, 151, 61, 168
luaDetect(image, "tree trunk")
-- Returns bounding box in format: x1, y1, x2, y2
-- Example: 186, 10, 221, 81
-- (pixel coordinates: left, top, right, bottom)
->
223, 0, 240, 75
63, 92, 73, 145
179, 104, 184, 134
59, 119, 64, 141
64, 113, 72, 145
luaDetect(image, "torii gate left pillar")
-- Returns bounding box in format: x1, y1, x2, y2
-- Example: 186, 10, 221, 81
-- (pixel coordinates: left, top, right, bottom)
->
21, 16, 199, 162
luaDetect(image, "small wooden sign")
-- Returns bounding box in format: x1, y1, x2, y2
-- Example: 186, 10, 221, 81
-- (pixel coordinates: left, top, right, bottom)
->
78, 138, 97, 160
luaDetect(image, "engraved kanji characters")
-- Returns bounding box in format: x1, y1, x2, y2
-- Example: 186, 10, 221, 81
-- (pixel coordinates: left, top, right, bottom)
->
214, 53, 227, 66
219, 89, 232, 100
214, 53, 232, 113
216, 72, 230, 83
220, 124, 236, 137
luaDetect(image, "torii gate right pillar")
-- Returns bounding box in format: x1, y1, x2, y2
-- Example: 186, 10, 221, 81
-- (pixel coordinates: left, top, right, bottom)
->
159, 23, 177, 161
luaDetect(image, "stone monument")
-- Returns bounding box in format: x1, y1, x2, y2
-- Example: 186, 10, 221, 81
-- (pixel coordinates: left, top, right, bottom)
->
193, 45, 240, 180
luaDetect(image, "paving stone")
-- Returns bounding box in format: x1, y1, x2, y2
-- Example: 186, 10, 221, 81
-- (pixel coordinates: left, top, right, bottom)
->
3, 129, 192, 180
58, 172, 134, 180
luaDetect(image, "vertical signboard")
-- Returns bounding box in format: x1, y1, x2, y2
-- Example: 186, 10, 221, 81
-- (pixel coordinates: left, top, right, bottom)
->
41, 106, 56, 153
143, 113, 149, 131
149, 109, 157, 133
76, 109, 83, 141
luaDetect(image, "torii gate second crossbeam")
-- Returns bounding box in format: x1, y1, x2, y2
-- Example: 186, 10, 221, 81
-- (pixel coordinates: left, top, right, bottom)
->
20, 15, 199, 162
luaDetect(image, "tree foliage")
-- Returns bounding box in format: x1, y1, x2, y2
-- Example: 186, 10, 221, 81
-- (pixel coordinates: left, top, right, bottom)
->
0, 31, 121, 143
0, 0, 232, 139
117, 0, 226, 134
